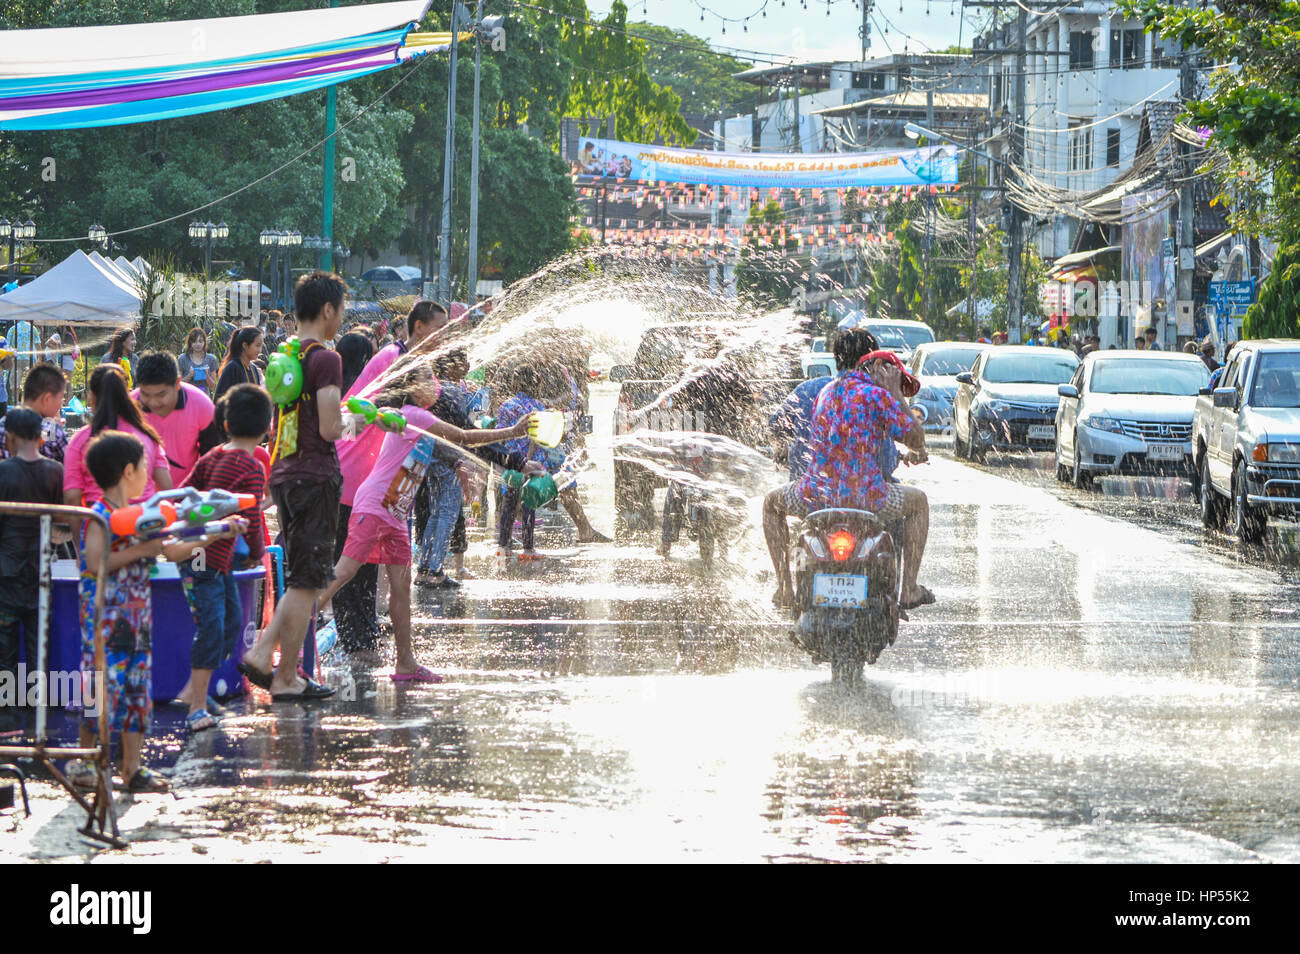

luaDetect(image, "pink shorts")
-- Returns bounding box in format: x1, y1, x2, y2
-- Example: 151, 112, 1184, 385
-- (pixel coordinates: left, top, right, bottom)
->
343, 511, 411, 566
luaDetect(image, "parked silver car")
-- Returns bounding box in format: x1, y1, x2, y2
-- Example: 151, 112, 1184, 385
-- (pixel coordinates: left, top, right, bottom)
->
906, 341, 990, 433
952, 346, 1079, 459
1054, 350, 1209, 488
1194, 339, 1300, 543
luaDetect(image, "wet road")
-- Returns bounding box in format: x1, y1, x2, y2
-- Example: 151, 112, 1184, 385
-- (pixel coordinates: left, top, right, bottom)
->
7, 391, 1300, 863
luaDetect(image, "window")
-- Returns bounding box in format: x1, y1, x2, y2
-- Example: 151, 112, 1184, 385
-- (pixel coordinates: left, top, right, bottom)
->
1069, 31, 1095, 70
1122, 29, 1146, 68
1069, 121, 1093, 172
1106, 128, 1121, 167
1152, 34, 1182, 69
851, 71, 887, 91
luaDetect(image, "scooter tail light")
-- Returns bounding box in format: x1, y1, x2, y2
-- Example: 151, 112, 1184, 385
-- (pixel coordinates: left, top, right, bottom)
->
827, 529, 856, 562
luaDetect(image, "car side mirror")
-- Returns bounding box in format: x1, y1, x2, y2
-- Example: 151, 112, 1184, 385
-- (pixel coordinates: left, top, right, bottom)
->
607, 365, 632, 383
1197, 387, 1211, 397
955, 372, 974, 386
1057, 384, 1079, 399
1212, 387, 1238, 409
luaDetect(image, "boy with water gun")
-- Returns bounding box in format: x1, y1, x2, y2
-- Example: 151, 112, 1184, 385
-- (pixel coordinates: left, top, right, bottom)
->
173, 384, 271, 732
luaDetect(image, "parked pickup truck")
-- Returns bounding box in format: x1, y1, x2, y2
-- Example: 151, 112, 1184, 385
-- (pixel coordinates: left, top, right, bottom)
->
1194, 339, 1300, 543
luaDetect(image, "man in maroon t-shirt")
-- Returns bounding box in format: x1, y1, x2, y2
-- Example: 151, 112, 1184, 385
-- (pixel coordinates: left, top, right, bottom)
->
240, 272, 399, 701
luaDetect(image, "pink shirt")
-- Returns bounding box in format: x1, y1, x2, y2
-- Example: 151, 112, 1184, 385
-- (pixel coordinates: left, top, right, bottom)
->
133, 382, 214, 488
351, 406, 438, 532
64, 419, 168, 505
339, 343, 403, 506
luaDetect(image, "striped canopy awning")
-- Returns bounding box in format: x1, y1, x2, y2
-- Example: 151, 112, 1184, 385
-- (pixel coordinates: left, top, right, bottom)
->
0, 1, 447, 130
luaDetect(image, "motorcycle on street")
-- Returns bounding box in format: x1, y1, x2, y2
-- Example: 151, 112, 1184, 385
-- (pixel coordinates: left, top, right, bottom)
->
791, 507, 903, 688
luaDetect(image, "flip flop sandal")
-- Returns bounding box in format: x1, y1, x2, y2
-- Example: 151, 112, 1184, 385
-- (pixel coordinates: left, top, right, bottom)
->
186, 710, 218, 733
390, 666, 444, 684
271, 678, 336, 702
126, 767, 170, 794
237, 660, 273, 691
900, 585, 937, 611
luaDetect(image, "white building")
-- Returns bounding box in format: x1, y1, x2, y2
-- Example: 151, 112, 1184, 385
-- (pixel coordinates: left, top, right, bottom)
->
981, 1, 1186, 260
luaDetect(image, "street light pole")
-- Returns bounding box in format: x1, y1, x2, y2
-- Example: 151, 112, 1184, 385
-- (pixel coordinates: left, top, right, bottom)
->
466, 0, 483, 309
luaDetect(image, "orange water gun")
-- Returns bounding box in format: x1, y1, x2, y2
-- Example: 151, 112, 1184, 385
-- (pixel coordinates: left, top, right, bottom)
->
110, 488, 258, 540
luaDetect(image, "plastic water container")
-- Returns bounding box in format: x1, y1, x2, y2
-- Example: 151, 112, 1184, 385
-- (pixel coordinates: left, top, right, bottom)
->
521, 473, 558, 509
528, 409, 566, 448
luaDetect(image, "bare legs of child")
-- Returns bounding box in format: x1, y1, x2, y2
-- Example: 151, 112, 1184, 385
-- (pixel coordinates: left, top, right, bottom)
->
318, 557, 432, 680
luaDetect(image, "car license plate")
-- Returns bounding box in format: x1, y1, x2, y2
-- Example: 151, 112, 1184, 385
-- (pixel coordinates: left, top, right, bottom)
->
1148, 443, 1183, 461
813, 573, 869, 609
1028, 424, 1054, 440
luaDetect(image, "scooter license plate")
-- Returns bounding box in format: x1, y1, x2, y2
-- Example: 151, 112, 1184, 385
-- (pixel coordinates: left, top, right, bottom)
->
1147, 443, 1183, 461
1028, 424, 1055, 440
813, 573, 869, 608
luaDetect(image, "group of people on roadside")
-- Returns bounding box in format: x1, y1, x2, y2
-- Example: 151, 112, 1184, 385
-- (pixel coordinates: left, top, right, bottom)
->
0, 271, 608, 793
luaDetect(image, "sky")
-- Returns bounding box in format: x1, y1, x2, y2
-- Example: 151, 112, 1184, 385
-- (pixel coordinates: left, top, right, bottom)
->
591, 0, 979, 65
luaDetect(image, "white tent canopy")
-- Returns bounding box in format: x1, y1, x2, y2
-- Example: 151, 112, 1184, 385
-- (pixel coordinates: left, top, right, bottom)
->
0, 249, 142, 325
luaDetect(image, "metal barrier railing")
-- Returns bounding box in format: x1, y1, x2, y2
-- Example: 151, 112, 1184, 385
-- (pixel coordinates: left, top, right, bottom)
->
0, 501, 122, 848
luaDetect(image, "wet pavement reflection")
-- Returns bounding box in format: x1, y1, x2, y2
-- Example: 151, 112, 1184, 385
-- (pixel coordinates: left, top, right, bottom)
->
7, 390, 1300, 862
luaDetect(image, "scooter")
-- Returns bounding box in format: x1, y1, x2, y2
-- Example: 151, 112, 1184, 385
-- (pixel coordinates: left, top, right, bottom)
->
660, 447, 728, 563
791, 508, 901, 688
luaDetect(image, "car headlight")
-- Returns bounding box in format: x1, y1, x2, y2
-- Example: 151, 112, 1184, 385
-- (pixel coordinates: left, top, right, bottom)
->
1265, 442, 1300, 463
1081, 416, 1125, 434
975, 397, 1009, 415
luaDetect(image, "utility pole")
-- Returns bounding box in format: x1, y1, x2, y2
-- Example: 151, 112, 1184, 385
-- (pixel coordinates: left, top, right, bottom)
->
860, 0, 874, 61
1175, 47, 1196, 348
924, 86, 935, 323
1006, 7, 1027, 341
466, 0, 483, 310
437, 2, 463, 305
968, 140, 979, 339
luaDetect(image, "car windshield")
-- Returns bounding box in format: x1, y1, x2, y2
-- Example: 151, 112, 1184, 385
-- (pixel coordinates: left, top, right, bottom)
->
983, 353, 1077, 385
866, 323, 934, 350
1089, 358, 1209, 396
921, 348, 981, 376
1252, 352, 1300, 408
865, 326, 909, 350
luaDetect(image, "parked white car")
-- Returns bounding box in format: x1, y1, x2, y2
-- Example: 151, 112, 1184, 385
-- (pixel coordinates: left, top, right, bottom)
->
1194, 339, 1300, 543
907, 341, 990, 433
1054, 350, 1209, 488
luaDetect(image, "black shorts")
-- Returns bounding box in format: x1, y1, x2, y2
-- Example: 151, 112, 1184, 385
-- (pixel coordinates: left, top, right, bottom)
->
271, 474, 342, 592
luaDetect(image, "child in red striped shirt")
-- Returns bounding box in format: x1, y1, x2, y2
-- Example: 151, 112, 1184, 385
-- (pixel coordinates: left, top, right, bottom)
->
176, 384, 269, 731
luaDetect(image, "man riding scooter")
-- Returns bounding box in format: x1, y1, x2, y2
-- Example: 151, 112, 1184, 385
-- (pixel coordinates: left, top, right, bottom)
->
763, 328, 934, 611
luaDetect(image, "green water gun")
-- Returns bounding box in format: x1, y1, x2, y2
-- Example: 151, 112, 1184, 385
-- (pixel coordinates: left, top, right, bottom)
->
345, 396, 407, 432
265, 337, 304, 406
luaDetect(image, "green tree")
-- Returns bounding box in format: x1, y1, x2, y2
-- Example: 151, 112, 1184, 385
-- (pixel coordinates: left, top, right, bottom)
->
1244, 243, 1300, 337
630, 22, 759, 118
734, 200, 802, 308
1122, 0, 1300, 241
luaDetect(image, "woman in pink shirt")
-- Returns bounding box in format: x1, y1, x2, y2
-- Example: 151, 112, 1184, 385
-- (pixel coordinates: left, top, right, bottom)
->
64, 364, 171, 507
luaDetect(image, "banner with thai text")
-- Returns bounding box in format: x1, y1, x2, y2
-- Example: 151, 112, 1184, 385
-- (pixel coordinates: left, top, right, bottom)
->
572, 137, 958, 189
